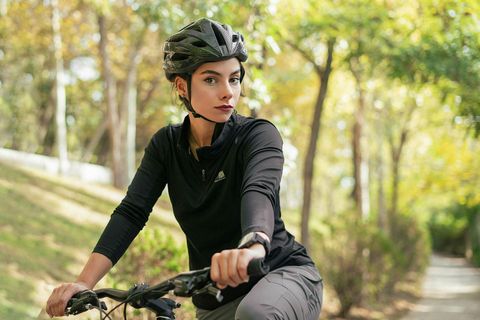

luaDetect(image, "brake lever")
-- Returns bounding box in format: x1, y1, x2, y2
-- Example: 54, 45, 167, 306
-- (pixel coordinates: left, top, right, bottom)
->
66, 290, 107, 315
193, 283, 223, 302
172, 267, 210, 297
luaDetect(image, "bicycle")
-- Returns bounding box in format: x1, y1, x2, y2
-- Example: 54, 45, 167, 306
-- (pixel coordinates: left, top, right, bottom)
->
64, 258, 269, 320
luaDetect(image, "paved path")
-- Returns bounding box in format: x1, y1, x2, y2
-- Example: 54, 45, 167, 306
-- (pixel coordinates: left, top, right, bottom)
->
403, 254, 480, 320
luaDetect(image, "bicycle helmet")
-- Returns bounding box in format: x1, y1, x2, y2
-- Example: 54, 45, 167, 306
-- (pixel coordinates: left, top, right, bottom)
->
163, 18, 248, 81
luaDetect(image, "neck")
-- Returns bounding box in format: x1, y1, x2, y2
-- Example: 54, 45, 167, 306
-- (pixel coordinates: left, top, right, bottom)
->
188, 113, 216, 147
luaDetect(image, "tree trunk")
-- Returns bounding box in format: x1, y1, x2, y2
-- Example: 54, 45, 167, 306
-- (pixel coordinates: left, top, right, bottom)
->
0, 0, 7, 16
125, 66, 138, 183
350, 59, 366, 218
51, 0, 68, 174
98, 14, 125, 188
38, 101, 55, 150
300, 40, 334, 251
375, 111, 387, 232
389, 131, 406, 220
81, 118, 108, 163
138, 74, 162, 113
387, 99, 416, 226
119, 29, 144, 183
245, 6, 265, 119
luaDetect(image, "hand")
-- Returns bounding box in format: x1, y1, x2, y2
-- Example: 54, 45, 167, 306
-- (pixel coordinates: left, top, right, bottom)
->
210, 243, 266, 289
45, 282, 90, 317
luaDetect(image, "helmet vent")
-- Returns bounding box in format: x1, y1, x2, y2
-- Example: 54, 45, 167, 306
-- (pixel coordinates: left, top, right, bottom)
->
211, 24, 226, 46
190, 24, 203, 32
171, 35, 186, 43
193, 40, 207, 48
172, 53, 188, 61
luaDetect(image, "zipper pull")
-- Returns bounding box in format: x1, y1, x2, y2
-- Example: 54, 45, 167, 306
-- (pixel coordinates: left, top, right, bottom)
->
202, 169, 206, 182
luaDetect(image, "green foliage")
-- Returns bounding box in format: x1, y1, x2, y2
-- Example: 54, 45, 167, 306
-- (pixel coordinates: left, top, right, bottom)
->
429, 202, 479, 257
470, 212, 480, 267
312, 215, 367, 317
108, 228, 192, 319
386, 0, 480, 136
312, 211, 430, 317
388, 213, 431, 285
110, 228, 188, 285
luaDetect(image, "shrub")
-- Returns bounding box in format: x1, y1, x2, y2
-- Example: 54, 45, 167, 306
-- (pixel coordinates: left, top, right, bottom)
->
430, 202, 480, 266
110, 228, 188, 285
107, 228, 192, 319
428, 204, 470, 256
311, 213, 373, 317
311, 211, 430, 317
469, 211, 480, 267
386, 213, 431, 292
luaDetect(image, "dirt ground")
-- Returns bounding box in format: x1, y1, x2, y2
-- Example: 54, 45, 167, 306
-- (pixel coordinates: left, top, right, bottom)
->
402, 254, 480, 320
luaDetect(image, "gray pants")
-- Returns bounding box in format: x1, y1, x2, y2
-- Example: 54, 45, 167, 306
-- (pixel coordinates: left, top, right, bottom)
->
196, 264, 323, 320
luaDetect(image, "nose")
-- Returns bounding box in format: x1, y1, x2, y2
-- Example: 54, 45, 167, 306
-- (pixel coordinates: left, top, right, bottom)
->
220, 81, 234, 101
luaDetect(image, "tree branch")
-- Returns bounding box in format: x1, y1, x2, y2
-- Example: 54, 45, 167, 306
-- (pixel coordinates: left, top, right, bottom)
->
286, 40, 324, 76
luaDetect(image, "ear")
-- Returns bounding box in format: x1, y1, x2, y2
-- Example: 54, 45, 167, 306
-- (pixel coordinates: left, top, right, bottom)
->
175, 76, 188, 98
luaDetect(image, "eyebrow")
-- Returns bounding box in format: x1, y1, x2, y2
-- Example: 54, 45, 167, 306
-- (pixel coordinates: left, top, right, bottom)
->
200, 69, 241, 76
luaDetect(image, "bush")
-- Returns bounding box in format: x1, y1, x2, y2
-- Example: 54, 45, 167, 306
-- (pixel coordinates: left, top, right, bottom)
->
428, 203, 477, 256
469, 211, 480, 267
311, 211, 430, 317
387, 213, 431, 292
107, 228, 192, 319
111, 228, 188, 285
428, 204, 468, 256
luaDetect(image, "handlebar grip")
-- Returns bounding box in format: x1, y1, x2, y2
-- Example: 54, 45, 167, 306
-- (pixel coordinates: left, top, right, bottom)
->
247, 258, 269, 277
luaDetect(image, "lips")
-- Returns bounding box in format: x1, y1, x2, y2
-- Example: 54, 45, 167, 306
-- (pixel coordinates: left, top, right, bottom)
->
215, 105, 234, 112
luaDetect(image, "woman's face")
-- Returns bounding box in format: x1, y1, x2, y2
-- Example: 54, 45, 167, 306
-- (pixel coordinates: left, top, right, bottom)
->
180, 58, 242, 123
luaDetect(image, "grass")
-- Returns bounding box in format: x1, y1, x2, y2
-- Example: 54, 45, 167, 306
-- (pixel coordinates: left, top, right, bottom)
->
0, 162, 106, 319
0, 161, 180, 319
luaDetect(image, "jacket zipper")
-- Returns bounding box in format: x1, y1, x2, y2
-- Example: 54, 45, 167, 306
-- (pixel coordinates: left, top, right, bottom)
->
201, 169, 206, 182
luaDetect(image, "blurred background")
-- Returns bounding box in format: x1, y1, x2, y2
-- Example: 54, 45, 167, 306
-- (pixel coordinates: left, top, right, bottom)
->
0, 0, 479, 319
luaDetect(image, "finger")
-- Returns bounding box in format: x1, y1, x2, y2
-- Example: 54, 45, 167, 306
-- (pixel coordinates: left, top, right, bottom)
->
227, 250, 243, 287
46, 286, 62, 316
211, 253, 227, 289
218, 251, 231, 287
55, 287, 68, 316
52, 284, 77, 316
236, 250, 250, 282
210, 253, 221, 284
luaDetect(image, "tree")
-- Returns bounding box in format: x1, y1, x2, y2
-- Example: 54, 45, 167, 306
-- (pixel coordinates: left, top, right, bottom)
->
388, 0, 480, 137
276, 0, 336, 251
51, 0, 69, 174
385, 92, 417, 231
93, 1, 157, 187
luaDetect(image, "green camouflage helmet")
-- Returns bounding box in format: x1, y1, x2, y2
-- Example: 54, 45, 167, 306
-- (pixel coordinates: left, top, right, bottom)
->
163, 18, 248, 81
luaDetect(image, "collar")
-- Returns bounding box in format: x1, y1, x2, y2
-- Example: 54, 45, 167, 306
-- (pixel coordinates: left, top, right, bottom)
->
177, 113, 238, 161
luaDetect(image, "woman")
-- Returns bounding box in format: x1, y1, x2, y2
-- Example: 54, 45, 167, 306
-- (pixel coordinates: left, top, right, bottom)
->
46, 18, 323, 319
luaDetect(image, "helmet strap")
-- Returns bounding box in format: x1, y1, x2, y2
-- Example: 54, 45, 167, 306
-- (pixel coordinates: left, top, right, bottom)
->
180, 75, 224, 124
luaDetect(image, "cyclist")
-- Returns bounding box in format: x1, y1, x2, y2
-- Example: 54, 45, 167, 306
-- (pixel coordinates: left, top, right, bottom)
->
46, 18, 323, 319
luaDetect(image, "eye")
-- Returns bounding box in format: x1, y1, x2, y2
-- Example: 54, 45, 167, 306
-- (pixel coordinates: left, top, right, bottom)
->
204, 77, 217, 85
230, 77, 240, 85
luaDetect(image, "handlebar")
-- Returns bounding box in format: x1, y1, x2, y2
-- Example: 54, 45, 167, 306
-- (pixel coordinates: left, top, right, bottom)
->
66, 258, 269, 319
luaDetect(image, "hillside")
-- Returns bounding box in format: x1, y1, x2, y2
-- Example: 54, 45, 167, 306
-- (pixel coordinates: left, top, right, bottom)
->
0, 161, 181, 319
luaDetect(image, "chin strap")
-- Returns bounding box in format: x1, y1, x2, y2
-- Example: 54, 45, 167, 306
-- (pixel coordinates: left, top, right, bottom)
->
178, 95, 218, 123
179, 75, 221, 124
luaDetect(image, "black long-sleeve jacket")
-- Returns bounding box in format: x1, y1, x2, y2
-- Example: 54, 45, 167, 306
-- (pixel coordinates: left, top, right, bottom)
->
93, 113, 313, 309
